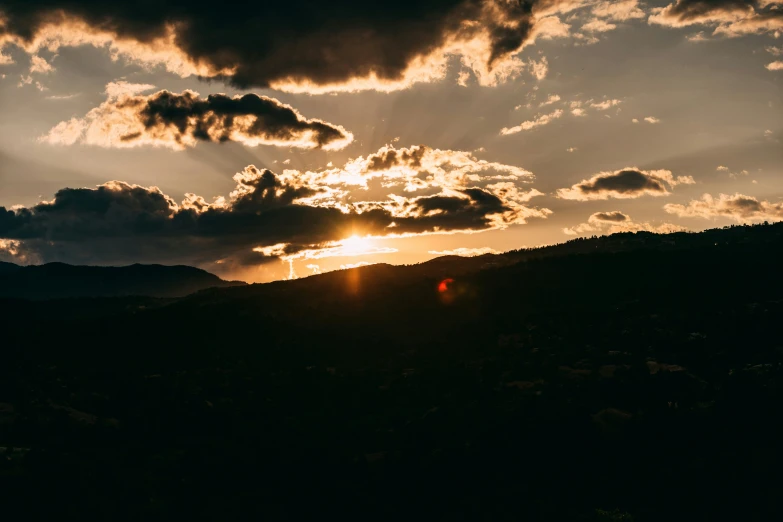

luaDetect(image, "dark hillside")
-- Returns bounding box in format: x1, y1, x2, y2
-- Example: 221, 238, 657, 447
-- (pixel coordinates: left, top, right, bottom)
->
0, 262, 245, 299
1, 223, 783, 521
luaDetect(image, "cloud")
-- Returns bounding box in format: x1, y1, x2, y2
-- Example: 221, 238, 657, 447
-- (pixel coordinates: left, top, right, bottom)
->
767, 61, 783, 70
302, 144, 537, 194
557, 168, 695, 200
591, 0, 646, 21
590, 98, 622, 110
687, 30, 710, 41
664, 193, 783, 222
649, 1, 783, 37
577, 0, 646, 36
428, 247, 499, 256
104, 80, 155, 99
716, 166, 750, 179
501, 109, 564, 135
569, 100, 589, 116
573, 33, 601, 45
581, 19, 618, 32
528, 57, 549, 80
0, 49, 13, 65
539, 94, 561, 106
0, 171, 507, 267
29, 54, 54, 74
650, 0, 758, 27
0, 145, 551, 272
0, 0, 589, 93
45, 93, 80, 100
273, 236, 399, 262
563, 210, 687, 235
39, 88, 353, 150
340, 262, 373, 270
644, 116, 661, 123
591, 211, 631, 223
0, 238, 37, 264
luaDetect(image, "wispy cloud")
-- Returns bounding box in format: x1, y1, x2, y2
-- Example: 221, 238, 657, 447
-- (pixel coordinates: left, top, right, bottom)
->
590, 99, 622, 110
45, 93, 80, 100
501, 109, 563, 135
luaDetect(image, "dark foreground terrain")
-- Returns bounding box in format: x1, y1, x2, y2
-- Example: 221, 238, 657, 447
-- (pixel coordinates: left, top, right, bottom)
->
2, 223, 783, 521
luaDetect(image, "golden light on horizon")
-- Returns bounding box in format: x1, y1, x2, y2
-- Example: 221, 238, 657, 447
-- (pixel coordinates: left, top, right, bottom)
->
338, 235, 377, 257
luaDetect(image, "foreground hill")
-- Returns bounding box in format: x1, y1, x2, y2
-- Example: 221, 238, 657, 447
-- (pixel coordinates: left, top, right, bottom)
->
0, 262, 245, 299
1, 222, 783, 521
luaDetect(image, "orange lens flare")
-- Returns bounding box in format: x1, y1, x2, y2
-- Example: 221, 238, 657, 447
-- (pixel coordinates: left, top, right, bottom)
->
438, 278, 455, 293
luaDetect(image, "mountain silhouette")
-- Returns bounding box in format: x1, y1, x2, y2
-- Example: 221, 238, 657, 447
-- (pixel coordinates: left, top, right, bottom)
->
2, 222, 783, 522
0, 262, 245, 299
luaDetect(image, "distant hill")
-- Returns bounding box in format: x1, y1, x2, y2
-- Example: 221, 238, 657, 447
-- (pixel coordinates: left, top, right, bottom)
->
403, 222, 783, 280
0, 261, 22, 276
0, 262, 245, 299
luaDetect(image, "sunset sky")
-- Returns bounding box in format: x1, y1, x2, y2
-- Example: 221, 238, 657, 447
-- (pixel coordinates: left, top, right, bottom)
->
1, 0, 781, 282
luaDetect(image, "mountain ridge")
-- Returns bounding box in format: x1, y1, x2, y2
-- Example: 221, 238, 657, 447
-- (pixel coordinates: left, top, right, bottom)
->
0, 261, 245, 300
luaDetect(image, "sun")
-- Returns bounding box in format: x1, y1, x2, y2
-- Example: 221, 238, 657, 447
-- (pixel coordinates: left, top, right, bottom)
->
339, 235, 375, 256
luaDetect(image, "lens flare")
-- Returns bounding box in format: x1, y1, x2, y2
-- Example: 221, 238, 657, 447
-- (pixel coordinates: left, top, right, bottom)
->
438, 278, 455, 293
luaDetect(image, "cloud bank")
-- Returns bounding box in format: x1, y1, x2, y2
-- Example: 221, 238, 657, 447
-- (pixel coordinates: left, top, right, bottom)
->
0, 0, 594, 93
0, 145, 550, 272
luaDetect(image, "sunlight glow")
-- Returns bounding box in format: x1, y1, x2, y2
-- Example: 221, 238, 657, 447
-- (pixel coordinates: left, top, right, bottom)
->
339, 235, 377, 256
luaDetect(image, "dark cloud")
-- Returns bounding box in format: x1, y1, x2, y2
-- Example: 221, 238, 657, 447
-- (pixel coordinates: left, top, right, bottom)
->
660, 0, 758, 21
366, 145, 428, 171
592, 211, 630, 223
399, 188, 510, 230
580, 170, 666, 194
650, 0, 783, 35
0, 1, 575, 91
0, 165, 539, 269
557, 168, 695, 201
40, 90, 353, 150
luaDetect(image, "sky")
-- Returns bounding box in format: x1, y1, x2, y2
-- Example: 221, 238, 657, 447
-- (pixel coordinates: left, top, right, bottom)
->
0, 0, 781, 282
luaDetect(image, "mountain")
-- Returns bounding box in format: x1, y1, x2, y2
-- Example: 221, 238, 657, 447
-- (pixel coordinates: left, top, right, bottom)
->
0, 260, 22, 276
0, 262, 245, 299
2, 222, 783, 522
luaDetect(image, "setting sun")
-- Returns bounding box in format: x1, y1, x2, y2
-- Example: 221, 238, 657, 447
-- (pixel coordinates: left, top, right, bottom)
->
338, 235, 376, 256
